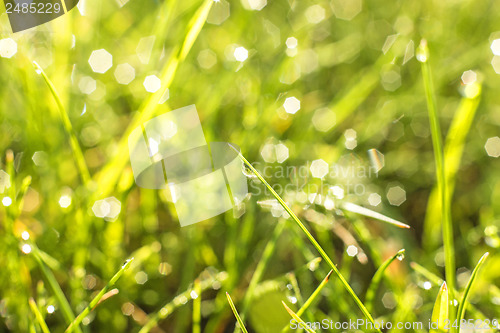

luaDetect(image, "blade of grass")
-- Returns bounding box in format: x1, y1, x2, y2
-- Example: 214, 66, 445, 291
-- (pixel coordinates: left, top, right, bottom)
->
430, 282, 449, 333
286, 272, 304, 308
32, 61, 90, 185
410, 262, 444, 286
16, 175, 31, 216
233, 147, 381, 333
417, 39, 456, 330
28, 298, 50, 333
282, 301, 316, 333
281, 270, 333, 333
94, 0, 213, 198
326, 53, 395, 132
410, 262, 487, 320
192, 279, 201, 333
139, 271, 228, 333
65, 258, 134, 332
457, 252, 489, 332
297, 270, 332, 317
340, 202, 410, 229
285, 271, 316, 324
423, 84, 482, 249
365, 249, 405, 312
30, 244, 81, 333
226, 293, 249, 333
240, 218, 286, 317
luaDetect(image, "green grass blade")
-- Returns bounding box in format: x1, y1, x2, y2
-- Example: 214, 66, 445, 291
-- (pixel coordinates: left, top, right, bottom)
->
423, 84, 482, 248
241, 218, 286, 317
297, 270, 332, 317
16, 175, 32, 215
430, 282, 449, 333
365, 249, 405, 312
410, 262, 488, 321
410, 262, 444, 286
417, 40, 456, 328
31, 244, 80, 333
341, 202, 410, 229
226, 293, 249, 333
179, 0, 213, 61
457, 252, 489, 332
29, 298, 51, 333
94, 0, 213, 198
65, 258, 133, 332
281, 270, 333, 333
234, 148, 381, 333
192, 279, 201, 333
281, 301, 316, 333
140, 271, 227, 333
32, 61, 90, 185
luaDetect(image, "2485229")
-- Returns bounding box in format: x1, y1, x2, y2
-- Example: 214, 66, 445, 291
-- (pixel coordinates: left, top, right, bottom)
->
5, 2, 62, 14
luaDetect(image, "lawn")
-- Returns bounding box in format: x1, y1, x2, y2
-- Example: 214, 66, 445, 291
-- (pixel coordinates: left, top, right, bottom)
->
0, 0, 499, 332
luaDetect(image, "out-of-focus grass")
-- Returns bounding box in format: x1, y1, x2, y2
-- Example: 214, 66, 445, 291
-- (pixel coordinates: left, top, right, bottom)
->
1, 0, 500, 332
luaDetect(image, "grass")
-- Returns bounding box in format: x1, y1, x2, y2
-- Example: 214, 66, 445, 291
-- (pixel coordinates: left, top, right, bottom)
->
281, 270, 333, 333
65, 257, 134, 332
430, 282, 449, 333
33, 61, 90, 185
226, 293, 249, 333
457, 252, 489, 332
365, 249, 405, 312
418, 39, 457, 330
282, 301, 316, 333
28, 298, 50, 333
236, 149, 382, 332
0, 0, 499, 332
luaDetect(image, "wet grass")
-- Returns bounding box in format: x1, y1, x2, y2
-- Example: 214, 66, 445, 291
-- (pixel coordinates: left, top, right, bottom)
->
1, 0, 499, 332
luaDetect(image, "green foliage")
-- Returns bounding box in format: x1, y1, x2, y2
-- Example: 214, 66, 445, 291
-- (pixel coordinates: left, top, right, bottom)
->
430, 282, 449, 333
0, 0, 499, 331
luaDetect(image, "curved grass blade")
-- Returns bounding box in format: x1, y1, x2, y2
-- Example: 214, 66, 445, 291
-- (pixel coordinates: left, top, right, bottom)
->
94, 0, 213, 198
32, 61, 90, 185
417, 39, 456, 329
410, 262, 487, 321
139, 271, 227, 333
430, 282, 449, 333
233, 148, 381, 332
457, 252, 489, 332
365, 249, 405, 312
281, 270, 333, 333
341, 202, 410, 229
29, 298, 50, 333
65, 258, 134, 332
226, 293, 249, 333
298, 270, 332, 317
423, 83, 481, 249
282, 301, 316, 333
30, 244, 80, 333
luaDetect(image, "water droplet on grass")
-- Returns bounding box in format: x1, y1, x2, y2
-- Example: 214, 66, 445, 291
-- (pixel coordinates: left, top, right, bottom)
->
2, 197, 12, 207
22, 244, 32, 254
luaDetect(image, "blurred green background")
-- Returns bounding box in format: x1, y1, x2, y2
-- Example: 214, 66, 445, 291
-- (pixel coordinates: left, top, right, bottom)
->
0, 0, 499, 331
